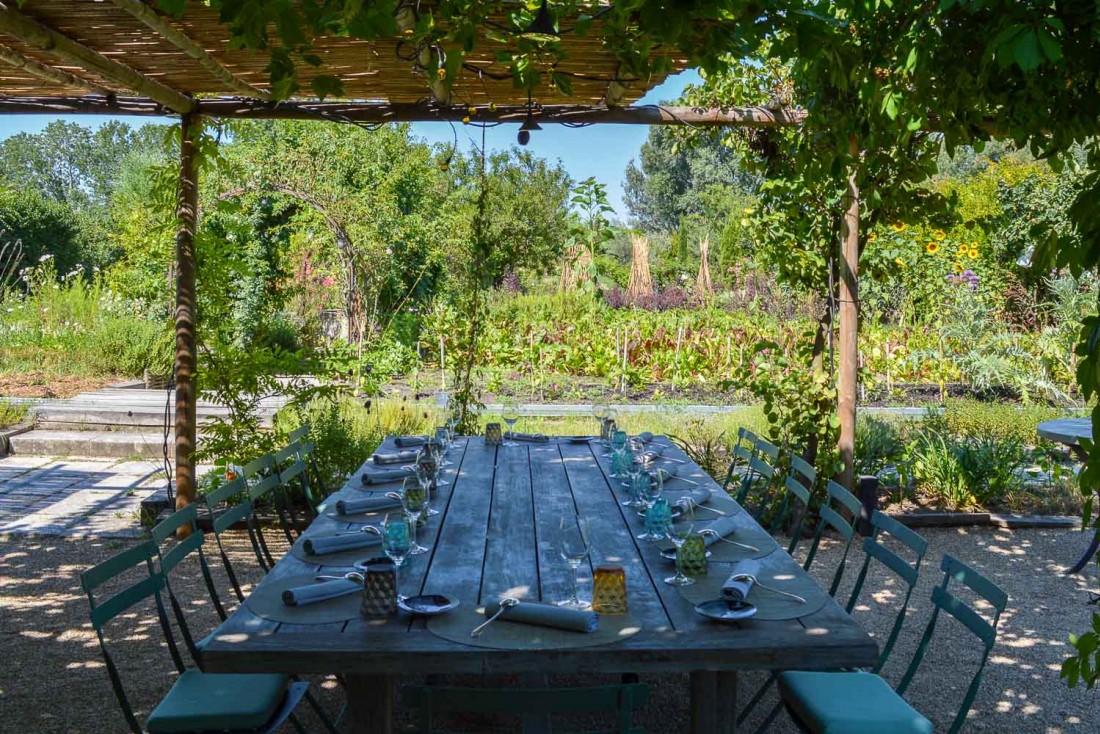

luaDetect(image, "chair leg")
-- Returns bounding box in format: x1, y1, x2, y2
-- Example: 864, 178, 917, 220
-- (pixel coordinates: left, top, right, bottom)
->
737, 671, 777, 725
751, 699, 786, 734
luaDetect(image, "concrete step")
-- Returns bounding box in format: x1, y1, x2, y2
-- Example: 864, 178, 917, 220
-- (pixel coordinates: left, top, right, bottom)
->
8, 429, 184, 459
31, 405, 265, 431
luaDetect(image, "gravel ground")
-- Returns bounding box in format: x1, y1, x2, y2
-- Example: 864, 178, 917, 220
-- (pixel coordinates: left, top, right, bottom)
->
1, 525, 1097, 733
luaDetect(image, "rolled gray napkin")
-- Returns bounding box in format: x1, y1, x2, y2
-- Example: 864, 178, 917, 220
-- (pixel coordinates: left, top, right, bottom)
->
483, 600, 599, 633
504, 431, 550, 443
336, 495, 402, 515
721, 559, 761, 603
361, 466, 410, 485
673, 487, 712, 508
637, 432, 654, 443
282, 578, 360, 606
394, 435, 429, 448
652, 465, 680, 484
373, 449, 419, 465
638, 445, 667, 463
303, 532, 382, 555
699, 515, 739, 547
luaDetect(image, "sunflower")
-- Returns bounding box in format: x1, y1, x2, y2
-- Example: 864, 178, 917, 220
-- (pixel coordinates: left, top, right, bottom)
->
890, 222, 907, 233
894, 257, 906, 268
934, 229, 947, 241
954, 262, 965, 274
868, 232, 878, 243
926, 242, 941, 254
968, 247, 979, 258
957, 243, 969, 256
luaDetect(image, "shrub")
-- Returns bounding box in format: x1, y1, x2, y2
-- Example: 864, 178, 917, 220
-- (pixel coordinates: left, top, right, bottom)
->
0, 399, 27, 429
942, 398, 1068, 444
854, 416, 905, 475
906, 431, 1027, 510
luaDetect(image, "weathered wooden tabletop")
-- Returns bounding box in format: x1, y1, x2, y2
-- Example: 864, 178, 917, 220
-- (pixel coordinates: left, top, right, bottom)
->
202, 435, 877, 733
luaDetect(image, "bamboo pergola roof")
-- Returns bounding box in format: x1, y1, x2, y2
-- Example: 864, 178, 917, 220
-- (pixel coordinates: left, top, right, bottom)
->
0, 0, 692, 117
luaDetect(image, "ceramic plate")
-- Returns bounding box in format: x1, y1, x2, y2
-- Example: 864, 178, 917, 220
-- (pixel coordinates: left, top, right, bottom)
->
694, 599, 757, 622
567, 436, 594, 444
397, 594, 460, 616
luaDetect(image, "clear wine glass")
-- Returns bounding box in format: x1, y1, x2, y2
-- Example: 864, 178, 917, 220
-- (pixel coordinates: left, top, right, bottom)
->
557, 514, 591, 609
401, 477, 431, 555
592, 401, 609, 439
382, 515, 411, 600
501, 396, 521, 446
664, 508, 696, 587
415, 450, 441, 516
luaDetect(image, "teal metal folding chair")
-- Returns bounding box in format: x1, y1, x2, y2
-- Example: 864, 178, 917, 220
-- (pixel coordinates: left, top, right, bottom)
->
287, 423, 310, 444
743, 510, 930, 731
202, 475, 270, 584
721, 427, 759, 495
244, 453, 295, 560
295, 440, 329, 513
734, 438, 780, 509
801, 479, 863, 597
778, 553, 1007, 734
279, 455, 323, 524
81, 542, 308, 734
402, 682, 650, 734
151, 506, 340, 734
775, 454, 817, 542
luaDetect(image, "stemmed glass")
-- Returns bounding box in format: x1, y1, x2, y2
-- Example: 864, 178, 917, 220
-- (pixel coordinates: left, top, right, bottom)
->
592, 402, 609, 439
636, 470, 667, 539
382, 515, 411, 600
501, 396, 521, 446
400, 477, 431, 555
415, 450, 441, 516
664, 507, 696, 587
557, 514, 591, 609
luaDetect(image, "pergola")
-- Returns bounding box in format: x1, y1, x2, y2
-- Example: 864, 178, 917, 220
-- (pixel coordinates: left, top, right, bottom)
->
0, 1, 861, 514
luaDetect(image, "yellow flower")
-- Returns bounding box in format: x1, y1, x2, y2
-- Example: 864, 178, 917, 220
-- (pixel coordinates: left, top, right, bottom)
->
890, 222, 907, 233
894, 257, 906, 268
868, 232, 878, 243
970, 241, 980, 250
957, 244, 968, 256
488, 102, 497, 112
933, 229, 947, 241
461, 116, 470, 125
968, 248, 979, 258
926, 242, 940, 254
436, 67, 447, 80
954, 262, 965, 274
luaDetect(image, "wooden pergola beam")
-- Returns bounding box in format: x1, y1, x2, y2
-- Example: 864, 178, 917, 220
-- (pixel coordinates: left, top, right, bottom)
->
0, 4, 194, 113
0, 43, 114, 95
109, 0, 271, 100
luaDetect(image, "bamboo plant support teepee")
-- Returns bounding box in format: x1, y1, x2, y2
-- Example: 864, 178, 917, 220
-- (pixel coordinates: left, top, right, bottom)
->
696, 234, 714, 299
627, 233, 654, 301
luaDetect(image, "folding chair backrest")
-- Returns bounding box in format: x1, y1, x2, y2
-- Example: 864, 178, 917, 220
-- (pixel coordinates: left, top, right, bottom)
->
735, 452, 779, 505
81, 542, 176, 734
202, 476, 267, 599
150, 505, 225, 653
288, 424, 310, 443
845, 511, 929, 670
405, 683, 650, 734
722, 427, 760, 494
249, 472, 282, 503
244, 453, 278, 480
275, 441, 301, 466
803, 480, 862, 596
782, 455, 817, 554
755, 438, 780, 463
896, 554, 1008, 734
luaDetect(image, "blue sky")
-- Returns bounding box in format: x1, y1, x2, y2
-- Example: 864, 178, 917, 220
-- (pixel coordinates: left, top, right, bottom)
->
0, 69, 700, 218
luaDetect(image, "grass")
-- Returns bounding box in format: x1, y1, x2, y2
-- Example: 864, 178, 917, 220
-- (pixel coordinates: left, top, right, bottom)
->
0, 399, 27, 429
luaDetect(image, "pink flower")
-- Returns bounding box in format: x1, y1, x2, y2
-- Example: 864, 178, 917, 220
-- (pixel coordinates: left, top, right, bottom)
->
322, 277, 334, 287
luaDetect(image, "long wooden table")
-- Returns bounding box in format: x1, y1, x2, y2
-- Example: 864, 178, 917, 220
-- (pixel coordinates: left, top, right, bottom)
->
202, 435, 877, 733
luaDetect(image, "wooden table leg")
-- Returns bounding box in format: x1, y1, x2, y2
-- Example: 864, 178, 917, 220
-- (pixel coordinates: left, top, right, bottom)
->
691, 671, 738, 734
344, 673, 394, 734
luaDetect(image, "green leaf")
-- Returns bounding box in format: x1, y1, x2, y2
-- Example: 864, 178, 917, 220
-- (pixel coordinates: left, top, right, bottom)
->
310, 74, 344, 100
1011, 29, 1043, 72
156, 0, 186, 16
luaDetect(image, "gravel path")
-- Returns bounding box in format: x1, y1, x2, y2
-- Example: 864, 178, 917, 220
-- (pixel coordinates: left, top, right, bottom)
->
1, 525, 1097, 733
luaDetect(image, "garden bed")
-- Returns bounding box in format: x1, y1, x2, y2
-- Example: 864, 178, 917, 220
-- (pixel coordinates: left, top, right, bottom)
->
0, 372, 119, 399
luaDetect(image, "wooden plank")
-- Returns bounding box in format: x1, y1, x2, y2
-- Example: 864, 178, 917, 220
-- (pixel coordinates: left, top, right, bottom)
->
481, 444, 539, 603
558, 441, 673, 633
345, 674, 393, 734
691, 671, 718, 733
529, 441, 589, 605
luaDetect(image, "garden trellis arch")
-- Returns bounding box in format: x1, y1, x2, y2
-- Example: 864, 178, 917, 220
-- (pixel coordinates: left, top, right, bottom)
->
0, 0, 869, 527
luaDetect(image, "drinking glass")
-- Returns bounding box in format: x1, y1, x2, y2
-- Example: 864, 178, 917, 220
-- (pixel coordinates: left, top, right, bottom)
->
592, 402, 609, 437
434, 427, 454, 467
501, 397, 521, 446
415, 450, 441, 516
382, 516, 411, 599
557, 514, 591, 609
664, 509, 696, 587
401, 477, 431, 555
639, 497, 672, 542
427, 440, 450, 487
622, 469, 649, 509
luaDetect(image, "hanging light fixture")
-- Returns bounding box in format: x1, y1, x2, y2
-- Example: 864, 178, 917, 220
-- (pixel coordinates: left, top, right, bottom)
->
517, 93, 541, 145
521, 0, 559, 40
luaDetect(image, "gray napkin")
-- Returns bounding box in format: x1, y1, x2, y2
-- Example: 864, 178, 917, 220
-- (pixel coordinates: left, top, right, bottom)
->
303, 532, 382, 555
652, 465, 680, 484
638, 432, 654, 443
337, 495, 402, 515
673, 487, 712, 509
484, 600, 599, 633
638, 445, 667, 463
699, 515, 740, 547
504, 431, 550, 443
394, 435, 429, 448
721, 559, 760, 603
361, 467, 410, 485
282, 578, 360, 606
373, 450, 419, 465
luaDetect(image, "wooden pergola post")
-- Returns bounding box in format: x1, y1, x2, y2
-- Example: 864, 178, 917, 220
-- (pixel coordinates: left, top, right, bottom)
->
174, 112, 200, 522
837, 135, 860, 491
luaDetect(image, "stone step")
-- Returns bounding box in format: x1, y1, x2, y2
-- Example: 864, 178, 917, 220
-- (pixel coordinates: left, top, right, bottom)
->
32, 405, 269, 431
8, 429, 187, 459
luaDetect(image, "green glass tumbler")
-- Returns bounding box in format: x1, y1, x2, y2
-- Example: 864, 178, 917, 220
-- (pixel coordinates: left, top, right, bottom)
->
677, 533, 708, 578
